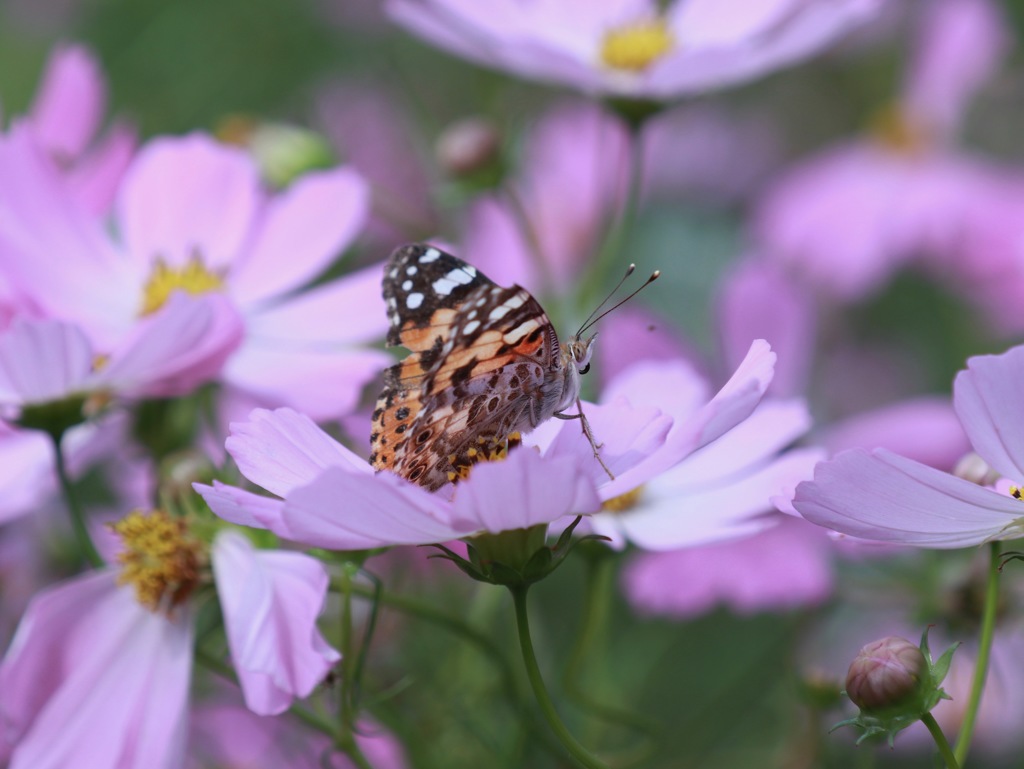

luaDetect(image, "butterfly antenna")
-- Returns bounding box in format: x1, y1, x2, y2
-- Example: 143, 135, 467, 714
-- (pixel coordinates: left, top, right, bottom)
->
578, 269, 660, 336
575, 263, 637, 337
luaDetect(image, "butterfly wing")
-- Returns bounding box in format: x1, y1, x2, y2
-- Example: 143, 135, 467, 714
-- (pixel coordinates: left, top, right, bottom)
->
371, 244, 565, 490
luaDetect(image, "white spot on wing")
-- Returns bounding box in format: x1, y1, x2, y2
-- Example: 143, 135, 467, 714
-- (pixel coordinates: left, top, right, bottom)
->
407, 292, 425, 309
420, 248, 441, 263
402, 280, 413, 291
489, 305, 510, 321
463, 320, 480, 335
406, 266, 418, 275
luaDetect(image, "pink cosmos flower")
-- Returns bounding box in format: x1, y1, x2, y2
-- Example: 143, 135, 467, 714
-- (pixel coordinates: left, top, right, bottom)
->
196, 407, 607, 550
20, 44, 136, 215
0, 526, 338, 765
388, 0, 881, 99
793, 344, 1024, 547
0, 570, 193, 769
0, 128, 388, 420
559, 351, 822, 550
754, 0, 1016, 303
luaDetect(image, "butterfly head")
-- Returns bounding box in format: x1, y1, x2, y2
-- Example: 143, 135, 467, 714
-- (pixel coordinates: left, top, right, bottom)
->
564, 333, 597, 377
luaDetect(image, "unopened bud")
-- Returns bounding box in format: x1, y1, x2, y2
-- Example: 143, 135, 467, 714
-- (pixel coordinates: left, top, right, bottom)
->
953, 452, 1000, 487
436, 117, 501, 178
846, 636, 926, 712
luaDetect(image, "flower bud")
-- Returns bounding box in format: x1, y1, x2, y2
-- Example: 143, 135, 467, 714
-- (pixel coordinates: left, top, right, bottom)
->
953, 452, 1000, 487
435, 117, 501, 178
846, 636, 926, 712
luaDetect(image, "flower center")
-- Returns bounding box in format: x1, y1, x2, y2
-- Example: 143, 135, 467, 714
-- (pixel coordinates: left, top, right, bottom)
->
140, 255, 224, 315
601, 19, 674, 72
868, 104, 930, 154
111, 510, 204, 611
601, 485, 644, 513
447, 432, 522, 484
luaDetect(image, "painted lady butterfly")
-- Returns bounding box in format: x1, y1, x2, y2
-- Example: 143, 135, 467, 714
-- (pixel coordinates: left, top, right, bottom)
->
369, 243, 600, 491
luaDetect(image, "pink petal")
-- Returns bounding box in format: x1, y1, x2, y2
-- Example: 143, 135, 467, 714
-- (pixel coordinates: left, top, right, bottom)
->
194, 481, 293, 537
953, 346, 1024, 481
613, 448, 822, 550
602, 360, 712, 427
902, 0, 1007, 138
462, 196, 539, 290
283, 467, 457, 549
717, 259, 815, 397
622, 515, 833, 618
671, 0, 799, 47
0, 317, 93, 405
451, 447, 600, 533
242, 264, 388, 345
212, 531, 339, 715
822, 396, 970, 471
101, 293, 243, 397
225, 408, 370, 498
0, 126, 137, 341
116, 134, 261, 272
223, 342, 388, 421
230, 167, 370, 306
65, 120, 137, 215
596, 308, 699, 390
688, 338, 775, 450
29, 44, 105, 160
1, 571, 191, 769
0, 428, 54, 524
794, 449, 1024, 547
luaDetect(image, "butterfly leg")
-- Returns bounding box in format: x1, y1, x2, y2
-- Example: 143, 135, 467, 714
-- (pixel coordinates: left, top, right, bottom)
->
554, 400, 614, 482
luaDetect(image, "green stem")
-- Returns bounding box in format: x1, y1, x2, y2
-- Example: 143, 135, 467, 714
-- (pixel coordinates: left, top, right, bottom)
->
565, 550, 659, 755
922, 712, 960, 769
510, 586, 611, 769
334, 567, 376, 769
52, 434, 103, 568
953, 542, 1000, 765
343, 580, 565, 759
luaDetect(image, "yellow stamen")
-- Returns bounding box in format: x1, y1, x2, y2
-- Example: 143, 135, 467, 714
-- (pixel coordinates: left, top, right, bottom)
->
110, 510, 204, 611
601, 19, 674, 72
448, 433, 522, 484
140, 255, 225, 315
1010, 485, 1023, 500
601, 486, 644, 514
869, 104, 929, 154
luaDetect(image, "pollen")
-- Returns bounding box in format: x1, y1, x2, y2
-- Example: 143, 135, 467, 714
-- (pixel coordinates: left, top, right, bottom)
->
110, 510, 204, 612
449, 432, 523, 484
140, 255, 225, 315
601, 486, 644, 514
601, 19, 674, 72
1011, 486, 1023, 500
869, 103, 929, 154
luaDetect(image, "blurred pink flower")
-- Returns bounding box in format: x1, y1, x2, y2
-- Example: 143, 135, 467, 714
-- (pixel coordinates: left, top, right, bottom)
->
22, 44, 136, 215
0, 310, 240, 410
716, 259, 816, 398
196, 407, 607, 550
622, 515, 833, 617
794, 344, 1024, 547
0, 129, 389, 419
464, 102, 629, 295
0, 570, 193, 769
1, 526, 339, 764
211, 530, 339, 716
188, 700, 407, 769
754, 0, 1015, 302
388, 0, 881, 99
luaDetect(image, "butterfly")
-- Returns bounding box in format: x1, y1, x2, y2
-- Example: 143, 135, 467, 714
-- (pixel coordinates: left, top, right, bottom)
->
369, 243, 601, 491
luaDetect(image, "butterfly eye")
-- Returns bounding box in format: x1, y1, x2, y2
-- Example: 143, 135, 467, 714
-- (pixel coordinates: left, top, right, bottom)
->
579, 363, 591, 376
